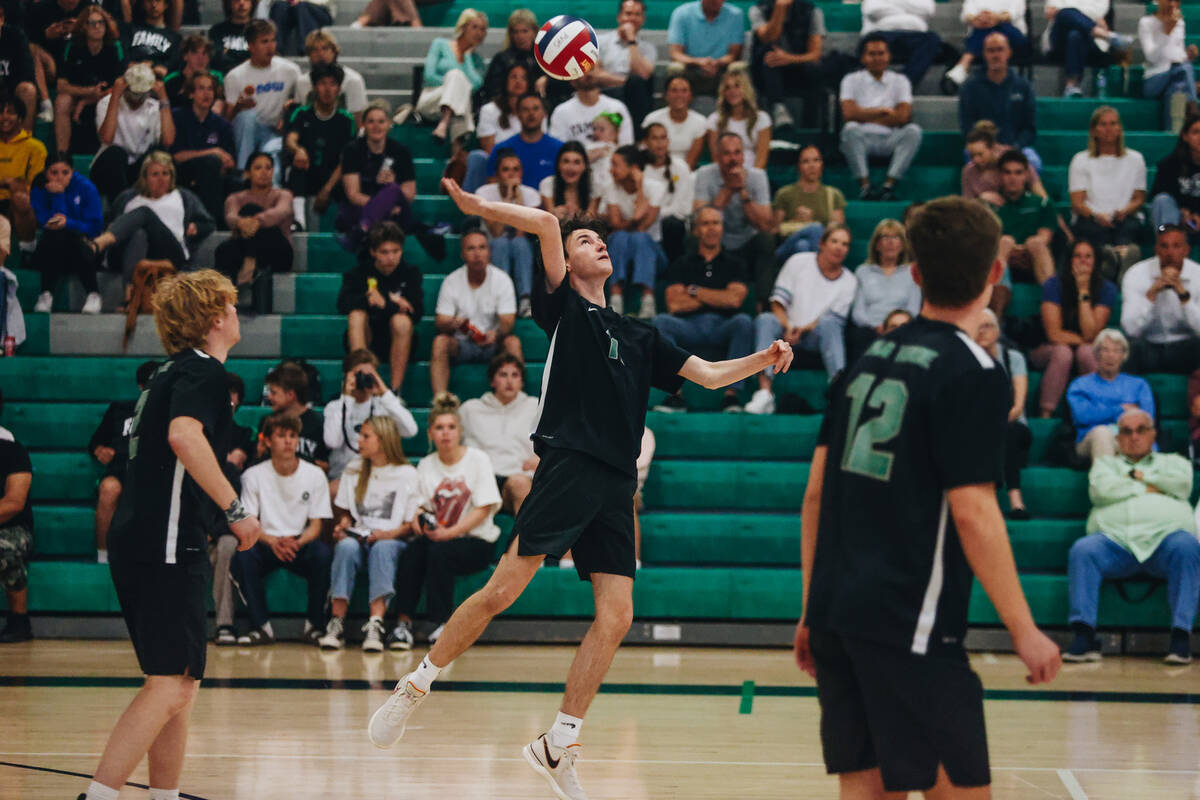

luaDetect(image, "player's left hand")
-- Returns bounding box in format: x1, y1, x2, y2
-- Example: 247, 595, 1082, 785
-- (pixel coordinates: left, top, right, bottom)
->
793, 620, 815, 677
766, 339, 793, 374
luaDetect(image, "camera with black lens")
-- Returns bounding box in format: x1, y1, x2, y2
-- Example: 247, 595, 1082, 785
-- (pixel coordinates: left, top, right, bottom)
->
354, 371, 376, 391
419, 511, 438, 532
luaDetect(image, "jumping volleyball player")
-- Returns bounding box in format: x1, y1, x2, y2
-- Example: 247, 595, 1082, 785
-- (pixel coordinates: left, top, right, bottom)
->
795, 197, 1062, 799
367, 177, 794, 800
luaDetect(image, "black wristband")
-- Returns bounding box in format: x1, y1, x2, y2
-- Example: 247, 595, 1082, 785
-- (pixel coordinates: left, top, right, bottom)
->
225, 498, 249, 526
1180, 291, 1192, 302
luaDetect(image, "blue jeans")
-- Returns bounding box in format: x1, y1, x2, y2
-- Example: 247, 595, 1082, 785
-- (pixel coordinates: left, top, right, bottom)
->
463, 149, 488, 193
755, 311, 846, 379
965, 23, 1029, 59
232, 110, 283, 182
653, 311, 755, 390
1049, 8, 1099, 81
1143, 63, 1198, 128
1068, 531, 1200, 630
231, 538, 333, 629
329, 536, 406, 605
875, 30, 943, 88
1150, 193, 1200, 239
775, 223, 824, 262
607, 231, 665, 289
490, 233, 534, 297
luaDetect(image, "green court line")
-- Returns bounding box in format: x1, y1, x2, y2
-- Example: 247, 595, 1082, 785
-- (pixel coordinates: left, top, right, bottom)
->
739, 680, 755, 714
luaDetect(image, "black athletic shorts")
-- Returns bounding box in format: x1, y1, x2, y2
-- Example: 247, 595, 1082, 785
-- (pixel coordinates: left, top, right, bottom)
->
110, 556, 211, 679
515, 447, 637, 581
809, 628, 990, 792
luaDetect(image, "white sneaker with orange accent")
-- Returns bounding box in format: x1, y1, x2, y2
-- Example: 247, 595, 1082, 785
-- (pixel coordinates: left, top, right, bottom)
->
367, 672, 427, 748
523, 733, 588, 800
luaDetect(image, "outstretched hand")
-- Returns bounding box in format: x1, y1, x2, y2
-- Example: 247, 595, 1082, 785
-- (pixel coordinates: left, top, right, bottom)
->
766, 339, 794, 374
442, 177, 487, 218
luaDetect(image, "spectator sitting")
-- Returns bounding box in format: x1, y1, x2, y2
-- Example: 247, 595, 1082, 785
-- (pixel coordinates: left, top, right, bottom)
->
839, 34, 924, 201
748, 0, 825, 128
477, 10, 543, 106
92, 151, 215, 309
1030, 239, 1115, 417
0, 423, 33, 643
961, 119, 1046, 205
773, 144, 847, 262
643, 74, 709, 167
209, 0, 252, 74
747, 224, 855, 413
91, 62, 175, 204
1152, 115, 1200, 238
666, 0, 745, 96
0, 94, 44, 250
1140, 0, 1199, 132
652, 204, 753, 413
320, 415, 421, 651
391, 392, 501, 648
464, 63, 538, 192
1066, 328, 1154, 460
1065, 407, 1200, 664
1120, 223, 1200, 372
706, 63, 771, 170
549, 71, 634, 150
592, 0, 657, 133
431, 231, 523, 396
1068, 106, 1147, 277
0, 4, 38, 133
230, 412, 333, 645
1044, 0, 1131, 97
693, 132, 775, 309
352, 0, 422, 29
859, 0, 944, 89
846, 218, 921, 361
222, 19, 300, 176
957, 32, 1041, 171
323, 348, 419, 491
163, 34, 222, 110
264, 362, 331, 470
460, 353, 540, 517
284, 62, 355, 226
945, 0, 1030, 89
643, 121, 696, 266
29, 0, 87, 125
90, 359, 158, 565
975, 309, 1033, 519
484, 92, 562, 193
337, 222, 424, 395
881, 307, 914, 333
416, 9, 487, 143
475, 148, 541, 317
603, 145, 668, 319
30, 153, 104, 315
266, 0, 332, 56
539, 140, 600, 220
171, 71, 238, 224
586, 110, 621, 188
336, 100, 418, 251
53, 6, 125, 156
214, 151, 294, 297
124, 0, 182, 77
294, 30, 368, 128
991, 149, 1056, 284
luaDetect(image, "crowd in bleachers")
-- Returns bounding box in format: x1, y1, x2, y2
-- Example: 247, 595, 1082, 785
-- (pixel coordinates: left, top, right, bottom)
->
4, 0, 1200, 657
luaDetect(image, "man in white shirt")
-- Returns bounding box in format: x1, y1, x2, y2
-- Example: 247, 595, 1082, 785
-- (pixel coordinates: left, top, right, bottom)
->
223, 19, 301, 177
92, 62, 176, 203
859, 0, 945, 87
230, 413, 333, 645
549, 71, 635, 148
1120, 224, 1200, 372
747, 223, 857, 413
294, 29, 368, 128
839, 34, 924, 201
592, 0, 658, 133
431, 231, 523, 395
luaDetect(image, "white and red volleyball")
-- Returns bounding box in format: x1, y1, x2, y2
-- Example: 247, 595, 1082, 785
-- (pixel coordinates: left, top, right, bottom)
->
534, 15, 599, 81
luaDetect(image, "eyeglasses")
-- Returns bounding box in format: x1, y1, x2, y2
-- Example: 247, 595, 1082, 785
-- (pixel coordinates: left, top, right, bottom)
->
1117, 425, 1153, 436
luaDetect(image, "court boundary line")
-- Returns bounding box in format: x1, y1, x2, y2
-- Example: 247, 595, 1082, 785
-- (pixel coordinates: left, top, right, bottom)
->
1057, 768, 1090, 799
0, 760, 210, 799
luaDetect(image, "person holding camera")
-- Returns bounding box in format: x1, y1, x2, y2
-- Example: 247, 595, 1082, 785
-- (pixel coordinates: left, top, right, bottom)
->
323, 348, 419, 495
1121, 223, 1200, 373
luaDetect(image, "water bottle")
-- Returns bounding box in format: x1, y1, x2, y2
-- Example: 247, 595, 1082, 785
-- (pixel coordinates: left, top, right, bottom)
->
1096, 71, 1107, 98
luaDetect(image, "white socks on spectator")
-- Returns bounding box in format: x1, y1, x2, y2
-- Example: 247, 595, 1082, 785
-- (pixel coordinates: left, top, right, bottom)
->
408, 655, 442, 694
549, 711, 583, 748
85, 780, 120, 800
292, 196, 307, 230
149, 788, 180, 800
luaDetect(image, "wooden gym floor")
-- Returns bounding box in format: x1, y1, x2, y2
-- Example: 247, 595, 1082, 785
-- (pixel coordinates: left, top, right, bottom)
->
2, 640, 1199, 799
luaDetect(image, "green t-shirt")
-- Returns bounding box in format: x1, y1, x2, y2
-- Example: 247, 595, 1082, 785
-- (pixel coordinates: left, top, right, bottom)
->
772, 182, 846, 232
990, 192, 1056, 243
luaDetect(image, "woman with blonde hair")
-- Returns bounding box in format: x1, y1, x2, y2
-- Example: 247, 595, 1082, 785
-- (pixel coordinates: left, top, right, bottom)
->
319, 416, 422, 652
1068, 106, 1146, 274
389, 392, 501, 649
416, 9, 488, 142
705, 64, 771, 169
480, 9, 541, 101
846, 219, 922, 360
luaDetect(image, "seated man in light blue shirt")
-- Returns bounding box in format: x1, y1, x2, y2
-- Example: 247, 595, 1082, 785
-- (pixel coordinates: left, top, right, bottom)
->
1066, 328, 1155, 461
1065, 407, 1200, 665
667, 0, 745, 95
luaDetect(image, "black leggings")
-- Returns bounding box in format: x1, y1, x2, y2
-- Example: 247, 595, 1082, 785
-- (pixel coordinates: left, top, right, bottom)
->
214, 203, 294, 278
90, 146, 144, 204
392, 535, 494, 624
1005, 420, 1032, 490
33, 227, 98, 293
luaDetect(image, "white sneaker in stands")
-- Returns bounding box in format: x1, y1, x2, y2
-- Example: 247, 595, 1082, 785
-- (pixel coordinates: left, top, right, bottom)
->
368, 672, 427, 748
82, 292, 102, 314
34, 291, 52, 313
744, 388, 775, 415
523, 733, 588, 799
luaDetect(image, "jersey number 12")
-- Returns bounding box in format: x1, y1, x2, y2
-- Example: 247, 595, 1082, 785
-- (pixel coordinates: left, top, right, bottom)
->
841, 372, 908, 482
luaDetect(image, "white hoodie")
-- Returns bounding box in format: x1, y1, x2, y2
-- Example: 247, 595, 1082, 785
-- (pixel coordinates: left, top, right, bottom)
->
460, 391, 540, 478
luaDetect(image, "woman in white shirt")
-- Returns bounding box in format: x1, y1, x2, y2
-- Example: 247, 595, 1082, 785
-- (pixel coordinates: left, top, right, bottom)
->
319, 415, 421, 652
1067, 106, 1146, 271
460, 352, 539, 516
643, 74, 709, 169
463, 62, 537, 192
474, 149, 541, 313
391, 392, 501, 646
603, 145, 668, 318
705, 64, 771, 170
643, 122, 695, 266
1139, 0, 1200, 130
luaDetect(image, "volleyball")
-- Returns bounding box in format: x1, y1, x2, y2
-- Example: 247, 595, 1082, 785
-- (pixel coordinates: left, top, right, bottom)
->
534, 15, 599, 81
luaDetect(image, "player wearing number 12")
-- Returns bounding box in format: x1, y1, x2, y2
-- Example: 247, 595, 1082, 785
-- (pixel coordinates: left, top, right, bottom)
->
794, 197, 1062, 798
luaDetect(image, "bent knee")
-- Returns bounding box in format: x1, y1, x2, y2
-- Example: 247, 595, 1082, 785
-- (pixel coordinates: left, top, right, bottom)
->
390, 313, 413, 333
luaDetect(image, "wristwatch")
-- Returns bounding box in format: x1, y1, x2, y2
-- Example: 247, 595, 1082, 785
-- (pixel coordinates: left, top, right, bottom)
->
688, 285, 699, 298
1079, 293, 1091, 303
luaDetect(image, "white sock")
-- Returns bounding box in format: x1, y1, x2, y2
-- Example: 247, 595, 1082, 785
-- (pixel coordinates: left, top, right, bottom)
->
292, 196, 307, 228
85, 780, 120, 800
408, 655, 442, 693
149, 789, 180, 800
548, 711, 583, 748
96, 549, 108, 564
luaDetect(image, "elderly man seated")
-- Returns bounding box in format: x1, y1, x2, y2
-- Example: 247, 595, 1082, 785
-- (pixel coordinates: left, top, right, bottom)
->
1065, 407, 1200, 664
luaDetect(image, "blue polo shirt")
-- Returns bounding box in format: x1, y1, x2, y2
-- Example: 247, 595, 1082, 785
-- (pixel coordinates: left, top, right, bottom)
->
486, 132, 564, 189
667, 0, 746, 59
170, 105, 236, 159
